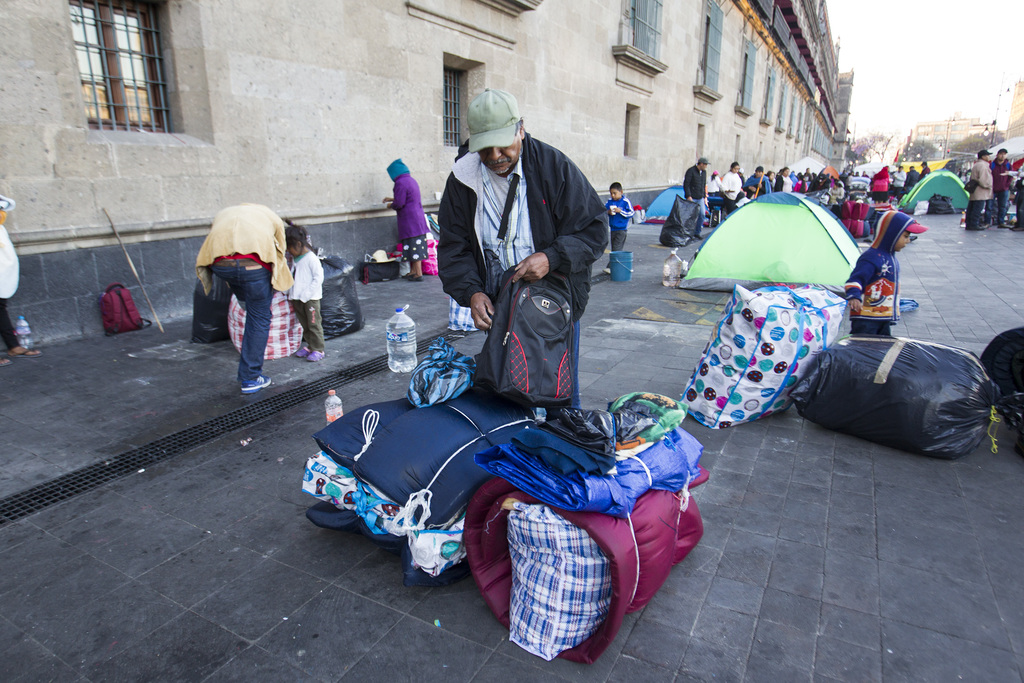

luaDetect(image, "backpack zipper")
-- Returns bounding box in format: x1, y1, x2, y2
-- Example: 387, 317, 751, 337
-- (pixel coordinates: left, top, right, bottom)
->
503, 282, 526, 347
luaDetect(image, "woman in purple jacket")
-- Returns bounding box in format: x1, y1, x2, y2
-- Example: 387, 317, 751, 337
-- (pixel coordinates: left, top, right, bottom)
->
384, 159, 429, 281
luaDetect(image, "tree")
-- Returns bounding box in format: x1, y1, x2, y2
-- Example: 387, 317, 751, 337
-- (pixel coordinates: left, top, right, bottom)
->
851, 132, 899, 163
904, 138, 939, 161
951, 134, 991, 154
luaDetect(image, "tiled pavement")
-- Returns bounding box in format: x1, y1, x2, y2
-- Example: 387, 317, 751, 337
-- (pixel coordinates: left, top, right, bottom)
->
1, 214, 1023, 681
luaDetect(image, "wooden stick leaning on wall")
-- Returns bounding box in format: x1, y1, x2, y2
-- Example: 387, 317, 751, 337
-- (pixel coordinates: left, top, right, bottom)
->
102, 208, 165, 333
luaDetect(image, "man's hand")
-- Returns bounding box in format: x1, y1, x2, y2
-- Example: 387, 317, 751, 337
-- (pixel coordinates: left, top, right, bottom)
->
849, 298, 862, 314
470, 292, 495, 331
512, 252, 550, 283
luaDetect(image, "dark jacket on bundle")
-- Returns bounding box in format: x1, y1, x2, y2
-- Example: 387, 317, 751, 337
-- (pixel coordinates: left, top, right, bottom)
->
683, 164, 707, 201
438, 133, 608, 321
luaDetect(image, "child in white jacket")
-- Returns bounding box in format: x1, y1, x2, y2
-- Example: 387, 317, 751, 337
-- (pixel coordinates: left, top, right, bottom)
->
285, 224, 325, 361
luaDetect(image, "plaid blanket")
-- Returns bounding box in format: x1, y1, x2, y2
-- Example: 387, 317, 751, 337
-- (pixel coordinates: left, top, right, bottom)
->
228, 291, 302, 359
507, 502, 611, 660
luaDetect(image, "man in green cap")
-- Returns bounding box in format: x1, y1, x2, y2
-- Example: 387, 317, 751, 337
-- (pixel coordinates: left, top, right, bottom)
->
438, 88, 607, 407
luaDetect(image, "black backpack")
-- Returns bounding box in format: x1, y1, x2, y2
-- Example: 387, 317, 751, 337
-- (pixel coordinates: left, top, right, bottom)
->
475, 268, 574, 407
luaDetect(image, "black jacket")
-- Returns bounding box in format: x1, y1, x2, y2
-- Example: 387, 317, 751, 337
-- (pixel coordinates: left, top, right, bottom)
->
905, 168, 920, 189
437, 134, 608, 321
683, 165, 706, 200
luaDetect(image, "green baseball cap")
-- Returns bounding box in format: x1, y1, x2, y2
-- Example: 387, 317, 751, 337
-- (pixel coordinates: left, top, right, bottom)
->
468, 89, 521, 153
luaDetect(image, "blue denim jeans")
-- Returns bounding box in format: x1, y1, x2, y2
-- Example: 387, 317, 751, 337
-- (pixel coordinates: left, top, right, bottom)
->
850, 319, 892, 336
994, 190, 1010, 225
211, 264, 274, 382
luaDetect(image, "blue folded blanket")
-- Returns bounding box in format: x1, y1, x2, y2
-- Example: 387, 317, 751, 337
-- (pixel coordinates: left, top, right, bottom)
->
475, 426, 703, 518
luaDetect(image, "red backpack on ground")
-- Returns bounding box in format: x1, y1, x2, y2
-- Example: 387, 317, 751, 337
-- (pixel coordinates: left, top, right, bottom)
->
100, 283, 150, 335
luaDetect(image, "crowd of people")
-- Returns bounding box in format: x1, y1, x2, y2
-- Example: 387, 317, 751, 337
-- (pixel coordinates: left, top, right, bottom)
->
682, 160, 862, 224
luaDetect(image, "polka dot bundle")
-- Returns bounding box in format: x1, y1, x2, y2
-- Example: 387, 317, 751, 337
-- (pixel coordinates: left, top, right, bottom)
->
681, 285, 846, 429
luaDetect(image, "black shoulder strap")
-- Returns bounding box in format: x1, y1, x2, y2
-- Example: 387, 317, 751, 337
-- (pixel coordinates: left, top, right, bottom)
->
496, 173, 520, 242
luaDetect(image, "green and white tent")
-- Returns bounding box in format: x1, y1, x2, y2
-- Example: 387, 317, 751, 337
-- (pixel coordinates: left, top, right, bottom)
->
898, 169, 968, 210
681, 193, 860, 292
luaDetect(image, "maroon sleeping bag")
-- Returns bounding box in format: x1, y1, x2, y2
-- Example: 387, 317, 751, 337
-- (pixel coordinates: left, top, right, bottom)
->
464, 468, 709, 664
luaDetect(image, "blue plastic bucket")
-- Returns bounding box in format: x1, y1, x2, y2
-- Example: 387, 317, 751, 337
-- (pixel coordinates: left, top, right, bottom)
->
609, 251, 633, 282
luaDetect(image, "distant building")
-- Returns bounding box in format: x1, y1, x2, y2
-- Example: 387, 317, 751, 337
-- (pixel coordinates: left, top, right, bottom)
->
1008, 81, 1024, 139
832, 70, 854, 167
912, 114, 992, 154
2, 0, 844, 342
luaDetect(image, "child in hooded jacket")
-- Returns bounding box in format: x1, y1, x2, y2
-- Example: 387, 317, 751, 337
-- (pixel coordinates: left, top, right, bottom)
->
844, 211, 927, 336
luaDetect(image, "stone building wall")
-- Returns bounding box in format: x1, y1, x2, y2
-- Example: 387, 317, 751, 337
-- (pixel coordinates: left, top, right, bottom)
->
0, 0, 837, 341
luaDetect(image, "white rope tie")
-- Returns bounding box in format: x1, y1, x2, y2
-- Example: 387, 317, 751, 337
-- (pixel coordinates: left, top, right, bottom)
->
678, 470, 692, 512
352, 409, 379, 462
619, 452, 653, 487
381, 417, 534, 536
383, 489, 432, 536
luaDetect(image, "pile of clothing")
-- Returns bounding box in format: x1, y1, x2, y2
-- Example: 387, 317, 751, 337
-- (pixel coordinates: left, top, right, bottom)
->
466, 394, 710, 663
302, 390, 532, 586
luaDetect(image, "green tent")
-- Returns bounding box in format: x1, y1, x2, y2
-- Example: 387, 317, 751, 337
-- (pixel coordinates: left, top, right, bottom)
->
681, 193, 860, 292
898, 169, 968, 210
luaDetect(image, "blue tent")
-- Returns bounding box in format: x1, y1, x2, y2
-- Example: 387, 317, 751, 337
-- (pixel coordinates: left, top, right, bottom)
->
645, 186, 688, 222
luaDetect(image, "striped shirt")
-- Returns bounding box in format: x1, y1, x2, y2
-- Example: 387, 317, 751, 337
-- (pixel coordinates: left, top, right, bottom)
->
479, 158, 534, 270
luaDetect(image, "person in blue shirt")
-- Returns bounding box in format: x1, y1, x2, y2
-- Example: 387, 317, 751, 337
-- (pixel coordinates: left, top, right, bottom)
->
742, 166, 772, 199
604, 182, 634, 271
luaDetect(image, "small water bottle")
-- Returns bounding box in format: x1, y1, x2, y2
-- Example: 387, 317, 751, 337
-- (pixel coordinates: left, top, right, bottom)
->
14, 316, 33, 350
325, 390, 343, 423
386, 305, 417, 373
662, 249, 683, 287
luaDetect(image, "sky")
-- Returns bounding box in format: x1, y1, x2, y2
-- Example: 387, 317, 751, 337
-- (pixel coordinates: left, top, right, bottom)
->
826, 0, 1023, 139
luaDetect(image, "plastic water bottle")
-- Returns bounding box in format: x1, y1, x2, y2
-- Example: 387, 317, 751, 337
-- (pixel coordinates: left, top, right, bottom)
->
663, 249, 683, 287
325, 390, 344, 423
14, 316, 33, 350
386, 305, 417, 373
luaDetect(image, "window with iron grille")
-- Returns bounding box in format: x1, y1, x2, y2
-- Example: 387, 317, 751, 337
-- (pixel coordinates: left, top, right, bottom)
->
630, 0, 663, 60
70, 0, 170, 133
443, 68, 463, 147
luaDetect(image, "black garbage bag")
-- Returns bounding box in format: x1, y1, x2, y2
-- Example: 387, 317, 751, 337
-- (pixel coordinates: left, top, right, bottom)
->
321, 255, 363, 338
980, 326, 1024, 397
927, 195, 955, 215
659, 196, 702, 247
790, 336, 998, 459
613, 404, 660, 445
191, 277, 232, 343
539, 408, 616, 459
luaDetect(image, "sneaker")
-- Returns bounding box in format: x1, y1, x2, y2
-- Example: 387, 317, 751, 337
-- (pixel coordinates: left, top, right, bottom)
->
306, 350, 325, 362
602, 267, 611, 275
241, 375, 272, 394
294, 347, 310, 358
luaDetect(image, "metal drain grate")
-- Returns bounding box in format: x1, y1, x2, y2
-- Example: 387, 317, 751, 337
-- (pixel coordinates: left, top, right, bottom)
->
0, 330, 467, 525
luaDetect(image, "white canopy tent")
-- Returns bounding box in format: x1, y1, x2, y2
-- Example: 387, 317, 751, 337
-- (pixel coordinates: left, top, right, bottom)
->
853, 161, 885, 175
993, 136, 1024, 158
789, 156, 825, 174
